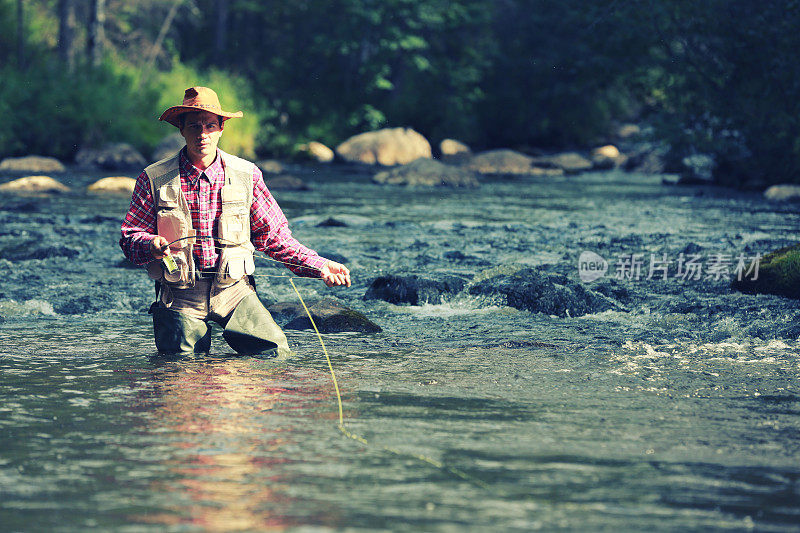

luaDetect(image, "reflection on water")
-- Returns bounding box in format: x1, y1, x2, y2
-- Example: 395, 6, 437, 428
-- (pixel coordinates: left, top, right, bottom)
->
130, 358, 329, 531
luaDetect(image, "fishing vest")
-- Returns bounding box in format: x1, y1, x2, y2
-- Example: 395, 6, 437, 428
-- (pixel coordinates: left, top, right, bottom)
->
144, 149, 256, 297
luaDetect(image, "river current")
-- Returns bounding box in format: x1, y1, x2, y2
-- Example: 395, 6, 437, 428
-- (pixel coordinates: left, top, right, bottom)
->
1, 167, 798, 532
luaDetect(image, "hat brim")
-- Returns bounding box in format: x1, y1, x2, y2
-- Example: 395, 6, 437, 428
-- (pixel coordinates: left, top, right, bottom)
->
159, 105, 243, 128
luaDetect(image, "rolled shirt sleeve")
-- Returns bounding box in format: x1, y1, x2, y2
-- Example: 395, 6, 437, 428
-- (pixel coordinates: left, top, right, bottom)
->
120, 170, 158, 265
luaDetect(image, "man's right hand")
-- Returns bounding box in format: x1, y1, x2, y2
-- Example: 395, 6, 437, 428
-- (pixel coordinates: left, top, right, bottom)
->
150, 236, 171, 259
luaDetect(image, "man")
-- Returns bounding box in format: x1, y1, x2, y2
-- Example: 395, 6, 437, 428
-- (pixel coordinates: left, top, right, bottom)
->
121, 86, 350, 357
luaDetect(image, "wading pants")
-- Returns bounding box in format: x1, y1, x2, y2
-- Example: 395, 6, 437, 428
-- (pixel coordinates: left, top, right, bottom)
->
151, 277, 292, 358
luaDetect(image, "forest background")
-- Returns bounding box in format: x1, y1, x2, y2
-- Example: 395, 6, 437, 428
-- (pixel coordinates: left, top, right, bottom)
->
1, 0, 798, 188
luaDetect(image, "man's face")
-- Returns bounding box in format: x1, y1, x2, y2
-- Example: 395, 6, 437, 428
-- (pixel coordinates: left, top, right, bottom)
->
179, 110, 224, 161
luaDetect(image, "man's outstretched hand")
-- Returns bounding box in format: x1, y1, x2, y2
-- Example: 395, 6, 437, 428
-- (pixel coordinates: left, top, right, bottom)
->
320, 260, 351, 287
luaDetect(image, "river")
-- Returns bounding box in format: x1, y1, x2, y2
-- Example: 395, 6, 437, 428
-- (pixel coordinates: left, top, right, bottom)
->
1, 166, 798, 531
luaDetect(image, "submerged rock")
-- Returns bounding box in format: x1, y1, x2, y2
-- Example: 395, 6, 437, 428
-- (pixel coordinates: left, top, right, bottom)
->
268, 298, 382, 333
0, 240, 80, 261
468, 265, 620, 317
731, 243, 800, 299
0, 156, 66, 173
0, 176, 70, 193
76, 143, 147, 170
336, 127, 432, 166
87, 177, 137, 194
373, 158, 479, 188
364, 274, 466, 305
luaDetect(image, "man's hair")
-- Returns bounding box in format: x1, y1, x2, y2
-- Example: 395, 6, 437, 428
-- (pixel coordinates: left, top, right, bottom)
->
179, 113, 223, 129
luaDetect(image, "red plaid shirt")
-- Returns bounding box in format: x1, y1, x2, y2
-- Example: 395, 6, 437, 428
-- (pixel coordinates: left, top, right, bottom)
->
120, 148, 326, 278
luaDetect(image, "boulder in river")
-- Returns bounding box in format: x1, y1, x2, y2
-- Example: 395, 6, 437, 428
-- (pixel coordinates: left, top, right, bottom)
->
731, 243, 800, 299
462, 149, 563, 176
75, 143, 147, 170
151, 133, 185, 162
0, 175, 70, 193
680, 154, 715, 183
439, 138, 472, 163
364, 274, 467, 305
591, 145, 626, 169
468, 265, 620, 317
87, 177, 137, 194
268, 298, 382, 333
298, 141, 335, 163
373, 158, 479, 188
336, 127, 432, 166
764, 184, 800, 202
623, 143, 668, 174
0, 156, 66, 173
533, 152, 593, 174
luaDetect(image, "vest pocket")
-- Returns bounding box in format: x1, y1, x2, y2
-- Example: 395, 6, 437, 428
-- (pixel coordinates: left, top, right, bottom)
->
164, 250, 191, 284
217, 244, 255, 285
217, 212, 249, 245
157, 210, 188, 249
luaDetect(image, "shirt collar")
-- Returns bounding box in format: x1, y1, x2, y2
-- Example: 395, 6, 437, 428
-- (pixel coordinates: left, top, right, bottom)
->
179, 147, 225, 187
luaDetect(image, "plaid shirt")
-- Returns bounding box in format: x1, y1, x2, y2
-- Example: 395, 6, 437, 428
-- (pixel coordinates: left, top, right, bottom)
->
120, 148, 326, 278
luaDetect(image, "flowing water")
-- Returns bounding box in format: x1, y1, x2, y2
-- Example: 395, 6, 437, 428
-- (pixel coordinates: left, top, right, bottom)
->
1, 167, 799, 532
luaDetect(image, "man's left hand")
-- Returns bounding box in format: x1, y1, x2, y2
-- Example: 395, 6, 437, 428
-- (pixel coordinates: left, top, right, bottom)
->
320, 261, 351, 287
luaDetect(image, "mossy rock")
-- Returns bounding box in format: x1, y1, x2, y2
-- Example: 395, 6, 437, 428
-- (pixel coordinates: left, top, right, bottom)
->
731, 243, 800, 299
268, 298, 382, 333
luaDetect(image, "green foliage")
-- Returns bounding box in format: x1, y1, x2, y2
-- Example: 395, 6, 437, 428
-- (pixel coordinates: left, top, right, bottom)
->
2, 0, 799, 186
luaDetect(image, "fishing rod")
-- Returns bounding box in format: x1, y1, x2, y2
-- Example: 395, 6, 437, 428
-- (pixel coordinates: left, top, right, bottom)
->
158, 234, 324, 275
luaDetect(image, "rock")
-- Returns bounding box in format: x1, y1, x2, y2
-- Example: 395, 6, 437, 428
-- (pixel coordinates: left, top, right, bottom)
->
364, 274, 466, 305
336, 127, 432, 166
534, 152, 593, 174
151, 133, 185, 162
256, 159, 286, 174
731, 243, 800, 300
317, 217, 348, 227
0, 156, 66, 173
439, 138, 472, 163
591, 145, 626, 169
75, 143, 147, 170
624, 144, 667, 174
268, 298, 382, 333
266, 175, 310, 191
462, 149, 563, 176
87, 177, 137, 194
373, 158, 479, 188
468, 265, 620, 317
616, 124, 641, 139
0, 176, 70, 193
680, 154, 715, 183
299, 141, 335, 163
0, 240, 80, 261
764, 184, 800, 202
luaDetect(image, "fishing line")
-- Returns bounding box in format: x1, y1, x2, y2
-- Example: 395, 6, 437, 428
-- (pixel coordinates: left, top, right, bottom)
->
161, 233, 490, 489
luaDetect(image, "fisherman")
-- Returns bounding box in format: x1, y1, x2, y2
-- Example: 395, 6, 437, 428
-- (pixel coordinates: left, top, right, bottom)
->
120, 86, 350, 357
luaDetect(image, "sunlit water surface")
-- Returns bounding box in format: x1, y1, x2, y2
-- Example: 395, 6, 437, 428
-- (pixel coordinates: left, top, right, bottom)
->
1, 168, 799, 531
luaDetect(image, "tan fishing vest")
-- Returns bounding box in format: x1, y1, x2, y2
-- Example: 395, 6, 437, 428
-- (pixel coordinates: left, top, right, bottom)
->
144, 149, 256, 297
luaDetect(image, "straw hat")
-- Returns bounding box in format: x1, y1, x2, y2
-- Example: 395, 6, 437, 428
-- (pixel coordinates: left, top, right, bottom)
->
158, 86, 243, 128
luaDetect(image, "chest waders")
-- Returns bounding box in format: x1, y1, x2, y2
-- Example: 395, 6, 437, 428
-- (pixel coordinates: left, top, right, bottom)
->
143, 150, 292, 358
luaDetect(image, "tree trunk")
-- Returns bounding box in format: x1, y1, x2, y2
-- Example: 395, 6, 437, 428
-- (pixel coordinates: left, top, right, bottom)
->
58, 0, 74, 71
87, 0, 105, 67
214, 0, 229, 65
16, 0, 24, 68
